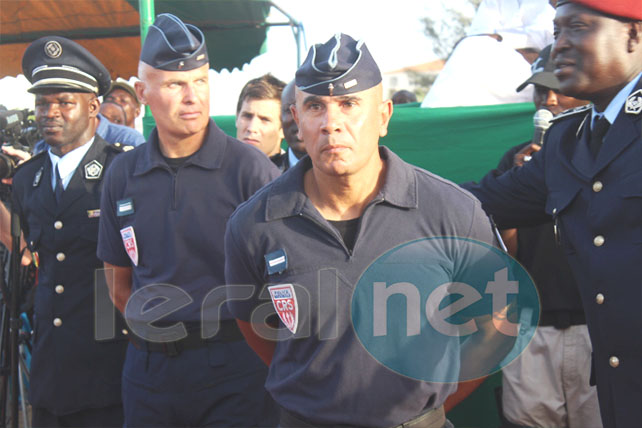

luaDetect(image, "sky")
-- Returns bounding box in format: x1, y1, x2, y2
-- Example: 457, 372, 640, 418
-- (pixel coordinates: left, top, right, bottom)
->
0, 0, 476, 116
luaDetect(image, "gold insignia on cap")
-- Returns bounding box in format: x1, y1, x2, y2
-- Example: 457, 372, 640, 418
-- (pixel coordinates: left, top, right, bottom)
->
196, 54, 205, 61
625, 89, 642, 115
178, 61, 185, 69
328, 83, 334, 96
84, 160, 103, 180
44, 41, 62, 58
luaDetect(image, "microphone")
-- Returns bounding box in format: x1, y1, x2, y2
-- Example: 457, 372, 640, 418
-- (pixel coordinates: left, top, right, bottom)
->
532, 108, 554, 146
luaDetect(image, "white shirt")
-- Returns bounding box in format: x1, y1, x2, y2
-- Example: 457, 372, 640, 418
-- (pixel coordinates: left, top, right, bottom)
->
48, 137, 94, 191
288, 148, 301, 168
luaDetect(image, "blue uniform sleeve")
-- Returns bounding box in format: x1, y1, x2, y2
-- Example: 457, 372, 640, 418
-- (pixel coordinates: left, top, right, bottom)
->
97, 160, 131, 267
224, 215, 265, 322
463, 141, 550, 229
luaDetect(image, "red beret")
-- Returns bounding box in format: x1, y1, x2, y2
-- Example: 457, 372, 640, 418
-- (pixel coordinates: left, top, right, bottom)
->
557, 0, 642, 21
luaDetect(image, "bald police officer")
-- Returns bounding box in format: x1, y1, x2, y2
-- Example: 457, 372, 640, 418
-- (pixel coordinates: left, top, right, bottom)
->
464, 1, 642, 426
14, 36, 129, 427
225, 33, 503, 428
97, 14, 279, 427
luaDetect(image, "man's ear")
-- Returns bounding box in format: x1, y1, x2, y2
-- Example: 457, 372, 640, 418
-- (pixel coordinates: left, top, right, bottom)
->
378, 99, 393, 138
88, 95, 100, 118
628, 21, 641, 52
135, 81, 147, 105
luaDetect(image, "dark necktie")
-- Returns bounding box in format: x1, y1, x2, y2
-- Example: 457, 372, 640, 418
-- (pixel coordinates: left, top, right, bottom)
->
588, 116, 610, 158
55, 164, 64, 204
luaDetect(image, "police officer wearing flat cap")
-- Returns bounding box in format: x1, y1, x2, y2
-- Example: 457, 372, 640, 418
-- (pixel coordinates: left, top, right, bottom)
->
225, 33, 502, 428
14, 36, 129, 427
97, 14, 279, 427
464, 1, 642, 426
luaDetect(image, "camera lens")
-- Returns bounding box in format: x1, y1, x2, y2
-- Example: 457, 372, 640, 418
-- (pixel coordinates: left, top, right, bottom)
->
0, 153, 16, 179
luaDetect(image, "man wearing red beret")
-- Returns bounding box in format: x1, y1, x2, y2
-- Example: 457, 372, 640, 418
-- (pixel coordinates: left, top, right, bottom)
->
464, 1, 642, 427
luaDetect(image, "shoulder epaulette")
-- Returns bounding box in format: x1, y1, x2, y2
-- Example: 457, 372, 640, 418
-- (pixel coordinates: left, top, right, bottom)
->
14, 149, 46, 171
111, 142, 135, 152
550, 104, 592, 122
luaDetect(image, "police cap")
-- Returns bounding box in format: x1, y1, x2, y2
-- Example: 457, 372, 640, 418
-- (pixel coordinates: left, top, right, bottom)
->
140, 13, 209, 71
295, 33, 382, 96
22, 36, 111, 96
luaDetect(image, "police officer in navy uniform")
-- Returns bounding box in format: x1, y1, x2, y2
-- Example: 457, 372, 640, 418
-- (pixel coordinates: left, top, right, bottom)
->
14, 36, 129, 427
224, 33, 508, 428
97, 14, 280, 427
464, 1, 642, 426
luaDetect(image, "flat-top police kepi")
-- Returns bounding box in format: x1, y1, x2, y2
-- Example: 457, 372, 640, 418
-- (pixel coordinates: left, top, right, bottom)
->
22, 36, 111, 96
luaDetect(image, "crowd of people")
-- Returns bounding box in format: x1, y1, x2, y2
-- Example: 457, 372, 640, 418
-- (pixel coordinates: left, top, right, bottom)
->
0, 0, 641, 427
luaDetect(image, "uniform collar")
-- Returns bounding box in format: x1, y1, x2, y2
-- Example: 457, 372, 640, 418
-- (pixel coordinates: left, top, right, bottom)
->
134, 119, 226, 175
48, 137, 95, 189
265, 146, 417, 221
288, 148, 301, 168
592, 72, 642, 126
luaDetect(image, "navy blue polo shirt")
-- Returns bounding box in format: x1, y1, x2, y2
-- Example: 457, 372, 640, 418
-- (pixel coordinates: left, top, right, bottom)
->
98, 119, 280, 324
225, 147, 496, 427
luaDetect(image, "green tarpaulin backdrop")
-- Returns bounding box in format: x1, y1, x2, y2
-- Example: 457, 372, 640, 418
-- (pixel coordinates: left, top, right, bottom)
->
215, 102, 535, 183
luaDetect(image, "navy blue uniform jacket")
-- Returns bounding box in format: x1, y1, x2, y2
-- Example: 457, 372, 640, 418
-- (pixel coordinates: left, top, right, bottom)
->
465, 79, 642, 428
12, 136, 128, 415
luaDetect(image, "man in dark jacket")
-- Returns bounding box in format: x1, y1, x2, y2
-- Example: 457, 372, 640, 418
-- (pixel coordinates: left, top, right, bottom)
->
465, 1, 642, 426
13, 36, 129, 427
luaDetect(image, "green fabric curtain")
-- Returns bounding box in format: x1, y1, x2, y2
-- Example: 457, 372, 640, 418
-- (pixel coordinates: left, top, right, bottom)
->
214, 102, 536, 183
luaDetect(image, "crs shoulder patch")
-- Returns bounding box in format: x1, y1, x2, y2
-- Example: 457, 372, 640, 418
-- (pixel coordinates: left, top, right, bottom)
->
268, 284, 298, 334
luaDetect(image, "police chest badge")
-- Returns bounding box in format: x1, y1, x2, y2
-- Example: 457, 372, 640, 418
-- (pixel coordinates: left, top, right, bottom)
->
120, 226, 139, 266
625, 89, 642, 115
268, 284, 298, 334
84, 160, 103, 180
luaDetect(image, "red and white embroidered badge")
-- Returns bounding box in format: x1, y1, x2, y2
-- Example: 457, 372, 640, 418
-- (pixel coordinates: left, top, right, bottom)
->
268, 284, 299, 334
120, 226, 138, 266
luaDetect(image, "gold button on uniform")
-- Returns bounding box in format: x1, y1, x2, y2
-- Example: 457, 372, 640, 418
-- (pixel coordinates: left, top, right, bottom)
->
595, 293, 605, 304
55, 285, 64, 294
592, 181, 603, 192
54, 220, 63, 229
53, 318, 62, 327
593, 235, 605, 247
56, 252, 65, 262
122, 329, 129, 335
609, 356, 619, 368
